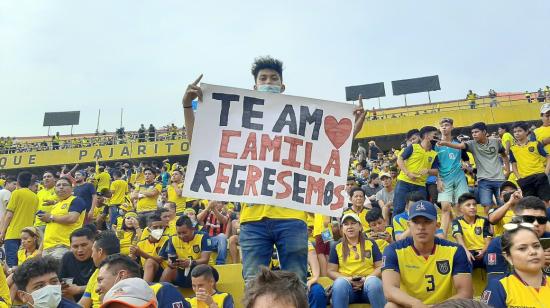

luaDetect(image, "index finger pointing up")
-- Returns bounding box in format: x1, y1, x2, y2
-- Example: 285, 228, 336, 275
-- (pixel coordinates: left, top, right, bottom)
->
192, 74, 203, 86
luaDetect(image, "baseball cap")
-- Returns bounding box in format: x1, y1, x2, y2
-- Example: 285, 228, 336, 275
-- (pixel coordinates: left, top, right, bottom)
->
100, 278, 157, 308
379, 173, 391, 179
541, 103, 550, 114
500, 181, 518, 191
341, 213, 361, 224
409, 201, 437, 221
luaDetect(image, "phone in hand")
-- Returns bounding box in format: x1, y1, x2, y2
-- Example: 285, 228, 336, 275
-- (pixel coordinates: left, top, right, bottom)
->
540, 238, 550, 250
169, 255, 178, 263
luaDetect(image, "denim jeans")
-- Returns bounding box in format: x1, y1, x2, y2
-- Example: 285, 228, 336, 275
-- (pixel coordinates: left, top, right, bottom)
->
4, 239, 21, 267
478, 179, 503, 207
210, 233, 228, 265
393, 180, 426, 216
240, 219, 308, 284
308, 282, 327, 308
331, 276, 386, 308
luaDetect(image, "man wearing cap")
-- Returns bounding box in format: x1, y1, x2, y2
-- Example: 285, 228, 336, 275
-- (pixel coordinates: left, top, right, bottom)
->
382, 201, 472, 306
434, 118, 470, 237
393, 126, 440, 216
375, 173, 394, 224
438, 122, 510, 215
100, 278, 158, 308
533, 103, 550, 182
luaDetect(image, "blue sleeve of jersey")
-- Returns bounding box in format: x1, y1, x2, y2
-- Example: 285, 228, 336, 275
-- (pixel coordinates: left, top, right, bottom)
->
537, 142, 548, 156
201, 234, 213, 252
497, 142, 505, 154
452, 246, 472, 275
482, 218, 492, 237
509, 151, 516, 163
156, 284, 190, 308
530, 132, 537, 141
481, 280, 507, 307
430, 156, 439, 169
401, 145, 414, 160
68, 197, 87, 213
328, 244, 339, 264
382, 245, 399, 273
451, 219, 463, 236
484, 237, 508, 275
370, 239, 382, 262
223, 294, 234, 308
547, 207, 550, 220
158, 238, 172, 259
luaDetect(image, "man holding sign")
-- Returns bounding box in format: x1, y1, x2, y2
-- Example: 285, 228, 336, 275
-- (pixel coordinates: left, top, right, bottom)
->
182, 56, 366, 284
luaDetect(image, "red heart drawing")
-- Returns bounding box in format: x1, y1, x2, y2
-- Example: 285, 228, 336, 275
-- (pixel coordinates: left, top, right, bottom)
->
324, 116, 352, 149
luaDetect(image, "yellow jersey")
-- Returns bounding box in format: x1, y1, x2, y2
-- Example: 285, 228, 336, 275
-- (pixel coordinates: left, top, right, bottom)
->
501, 132, 514, 150
397, 144, 439, 186
83, 269, 100, 308
451, 216, 491, 251
116, 229, 140, 255
43, 196, 86, 249
510, 141, 548, 178
240, 203, 308, 224
5, 188, 39, 240
482, 273, 550, 308
110, 179, 128, 204
135, 182, 162, 212
382, 237, 472, 305
534, 125, 550, 154
0, 265, 10, 306
343, 207, 370, 231
160, 233, 212, 261
328, 238, 381, 277
489, 208, 514, 237
95, 171, 111, 192
167, 183, 186, 214
136, 236, 169, 268
186, 292, 234, 308
17, 249, 39, 266
34, 187, 57, 227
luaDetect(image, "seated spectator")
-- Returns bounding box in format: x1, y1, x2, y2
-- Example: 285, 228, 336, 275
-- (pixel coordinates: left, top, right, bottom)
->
243, 266, 308, 308
116, 212, 141, 256
382, 201, 472, 306
186, 264, 234, 308
484, 196, 550, 282
393, 191, 444, 241
184, 208, 200, 228
5, 226, 42, 300
375, 173, 394, 224
133, 213, 169, 283
343, 187, 371, 231
488, 182, 521, 237
365, 208, 393, 252
482, 224, 550, 307
100, 278, 157, 308
328, 213, 385, 308
96, 254, 189, 308
361, 174, 382, 202
59, 227, 96, 302
197, 201, 228, 265
451, 193, 492, 269
39, 177, 87, 260
160, 216, 212, 288
80, 231, 120, 308
13, 256, 80, 307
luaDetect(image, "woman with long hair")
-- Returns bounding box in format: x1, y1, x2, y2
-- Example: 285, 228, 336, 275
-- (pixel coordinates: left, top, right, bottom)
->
327, 213, 386, 308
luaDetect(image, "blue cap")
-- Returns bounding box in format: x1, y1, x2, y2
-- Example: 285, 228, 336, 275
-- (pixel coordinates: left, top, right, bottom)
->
409, 201, 437, 221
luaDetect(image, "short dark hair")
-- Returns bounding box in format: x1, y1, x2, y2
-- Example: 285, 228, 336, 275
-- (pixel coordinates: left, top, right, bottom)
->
164, 202, 177, 212
419, 126, 438, 138
112, 170, 122, 178
251, 56, 283, 82
70, 227, 95, 243
156, 208, 169, 215
191, 264, 219, 282
147, 213, 163, 225
13, 256, 59, 290
244, 267, 307, 308
515, 196, 546, 214
99, 254, 140, 278
406, 129, 420, 140
457, 193, 477, 206
511, 121, 530, 132
5, 176, 17, 183
94, 231, 120, 255
17, 171, 33, 188
498, 124, 510, 132
143, 167, 155, 174
349, 187, 366, 198
365, 207, 383, 223
406, 191, 425, 203
43, 170, 57, 178
471, 122, 487, 132
176, 215, 194, 228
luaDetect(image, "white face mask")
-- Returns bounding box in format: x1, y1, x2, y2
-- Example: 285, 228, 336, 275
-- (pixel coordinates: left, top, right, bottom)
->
256, 84, 282, 93
150, 229, 164, 240
29, 284, 62, 308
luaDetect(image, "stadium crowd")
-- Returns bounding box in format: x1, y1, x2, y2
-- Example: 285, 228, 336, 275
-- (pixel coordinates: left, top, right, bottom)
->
0, 57, 549, 308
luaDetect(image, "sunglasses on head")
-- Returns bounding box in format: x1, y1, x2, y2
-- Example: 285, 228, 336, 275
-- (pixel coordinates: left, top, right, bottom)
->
520, 215, 548, 225
503, 222, 534, 231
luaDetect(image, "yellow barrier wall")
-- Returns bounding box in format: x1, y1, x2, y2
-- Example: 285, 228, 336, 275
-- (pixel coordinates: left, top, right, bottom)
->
0, 140, 190, 170
356, 102, 541, 139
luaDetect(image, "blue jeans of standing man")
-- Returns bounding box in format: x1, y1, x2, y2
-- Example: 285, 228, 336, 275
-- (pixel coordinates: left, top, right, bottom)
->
210, 233, 228, 265
4, 239, 21, 267
331, 276, 386, 308
392, 180, 427, 216
240, 219, 308, 284
478, 179, 504, 207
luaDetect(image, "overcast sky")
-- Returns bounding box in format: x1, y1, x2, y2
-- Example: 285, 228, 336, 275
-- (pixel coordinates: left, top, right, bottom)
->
1, 0, 548, 137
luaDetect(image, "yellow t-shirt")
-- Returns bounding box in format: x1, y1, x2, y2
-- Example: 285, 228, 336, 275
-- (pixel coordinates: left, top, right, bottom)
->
137, 236, 169, 268
343, 207, 370, 231
95, 171, 111, 192
34, 187, 57, 227
167, 183, 186, 214
489, 208, 514, 237
239, 204, 308, 224
534, 125, 550, 154
110, 179, 128, 204
509, 141, 547, 178
135, 183, 162, 212
0, 266, 10, 306
397, 144, 438, 186
451, 216, 491, 251
500, 132, 514, 150
5, 188, 39, 240
328, 239, 381, 277
116, 229, 140, 255
312, 214, 332, 237
17, 249, 40, 266
83, 269, 100, 308
43, 196, 86, 249
186, 292, 232, 308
